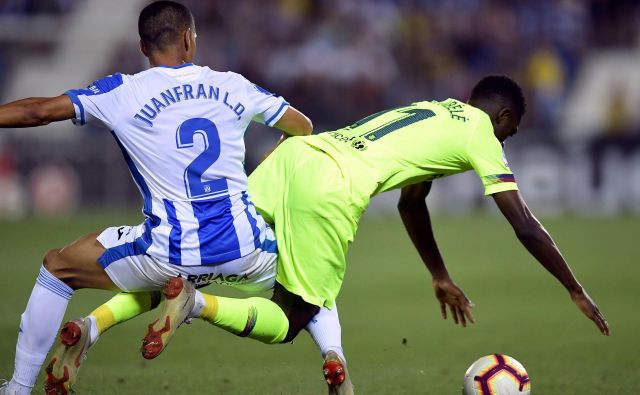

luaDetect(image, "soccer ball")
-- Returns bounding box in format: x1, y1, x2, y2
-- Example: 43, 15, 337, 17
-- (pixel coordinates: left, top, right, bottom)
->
462, 354, 531, 395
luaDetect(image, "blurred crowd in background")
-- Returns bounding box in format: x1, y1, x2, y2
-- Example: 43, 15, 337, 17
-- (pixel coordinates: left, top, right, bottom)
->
0, 0, 639, 216
111, 0, 640, 135
2, 0, 640, 133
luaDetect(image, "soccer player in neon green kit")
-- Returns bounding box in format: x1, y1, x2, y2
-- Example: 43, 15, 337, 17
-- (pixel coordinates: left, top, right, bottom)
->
240, 75, 609, 338
57, 75, 609, 394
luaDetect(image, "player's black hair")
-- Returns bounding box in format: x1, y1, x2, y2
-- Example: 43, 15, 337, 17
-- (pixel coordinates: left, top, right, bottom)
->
138, 1, 194, 51
469, 75, 526, 120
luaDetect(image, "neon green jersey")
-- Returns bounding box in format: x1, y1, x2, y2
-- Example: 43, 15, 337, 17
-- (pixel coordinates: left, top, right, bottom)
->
303, 99, 518, 208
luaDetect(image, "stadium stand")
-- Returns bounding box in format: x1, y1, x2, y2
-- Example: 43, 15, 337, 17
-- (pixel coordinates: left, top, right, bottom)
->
0, 0, 638, 216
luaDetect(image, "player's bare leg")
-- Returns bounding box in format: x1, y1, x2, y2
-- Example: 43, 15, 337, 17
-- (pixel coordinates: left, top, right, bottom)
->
43, 231, 118, 291
270, 283, 321, 343
41, 232, 118, 395
4, 231, 116, 395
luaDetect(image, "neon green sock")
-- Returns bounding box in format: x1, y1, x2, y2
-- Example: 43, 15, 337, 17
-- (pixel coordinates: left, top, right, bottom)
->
89, 292, 162, 335
199, 294, 289, 344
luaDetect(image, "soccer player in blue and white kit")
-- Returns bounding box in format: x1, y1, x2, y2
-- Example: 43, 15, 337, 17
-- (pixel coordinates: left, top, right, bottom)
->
0, 2, 350, 394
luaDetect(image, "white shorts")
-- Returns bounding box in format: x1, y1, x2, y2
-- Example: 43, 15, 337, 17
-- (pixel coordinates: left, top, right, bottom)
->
97, 225, 277, 294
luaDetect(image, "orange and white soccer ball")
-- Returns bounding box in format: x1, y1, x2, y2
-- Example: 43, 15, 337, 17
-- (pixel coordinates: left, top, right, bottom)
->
462, 354, 531, 395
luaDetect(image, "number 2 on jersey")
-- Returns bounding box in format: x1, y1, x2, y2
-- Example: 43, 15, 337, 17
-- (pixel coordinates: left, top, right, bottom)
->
176, 118, 228, 199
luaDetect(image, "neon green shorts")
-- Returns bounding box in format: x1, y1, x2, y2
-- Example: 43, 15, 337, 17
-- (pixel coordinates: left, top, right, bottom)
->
248, 137, 362, 308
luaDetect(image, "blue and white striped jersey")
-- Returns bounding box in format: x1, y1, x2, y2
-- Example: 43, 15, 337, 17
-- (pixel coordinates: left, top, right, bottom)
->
65, 64, 287, 266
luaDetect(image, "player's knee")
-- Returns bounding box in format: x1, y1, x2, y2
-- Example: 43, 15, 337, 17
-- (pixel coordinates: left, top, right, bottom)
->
42, 248, 75, 287
43, 249, 62, 273
281, 304, 320, 343
271, 283, 320, 343
281, 325, 301, 343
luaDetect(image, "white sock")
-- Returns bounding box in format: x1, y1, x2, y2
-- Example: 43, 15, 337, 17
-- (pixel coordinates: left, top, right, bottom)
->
11, 265, 73, 389
189, 290, 206, 318
305, 305, 346, 363
87, 315, 99, 346
3, 380, 31, 395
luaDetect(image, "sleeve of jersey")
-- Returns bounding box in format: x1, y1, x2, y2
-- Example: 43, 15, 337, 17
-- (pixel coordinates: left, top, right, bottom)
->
243, 78, 289, 127
63, 73, 124, 129
467, 116, 519, 196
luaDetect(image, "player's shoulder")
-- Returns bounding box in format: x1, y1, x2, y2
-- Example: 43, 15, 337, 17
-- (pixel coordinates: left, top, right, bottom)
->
198, 66, 238, 81
220, 70, 264, 92
447, 100, 494, 139
194, 68, 261, 93
464, 107, 502, 152
192, 66, 278, 99
459, 101, 492, 124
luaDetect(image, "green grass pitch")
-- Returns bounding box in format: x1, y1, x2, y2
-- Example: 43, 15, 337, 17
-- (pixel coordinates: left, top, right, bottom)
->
0, 212, 638, 394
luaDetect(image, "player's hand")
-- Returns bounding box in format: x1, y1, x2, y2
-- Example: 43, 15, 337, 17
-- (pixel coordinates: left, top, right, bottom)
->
570, 289, 610, 336
432, 278, 475, 327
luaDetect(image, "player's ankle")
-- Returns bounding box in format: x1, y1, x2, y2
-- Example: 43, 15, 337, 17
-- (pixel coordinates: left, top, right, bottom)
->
87, 315, 100, 346
190, 290, 206, 318
7, 379, 32, 395
324, 347, 346, 362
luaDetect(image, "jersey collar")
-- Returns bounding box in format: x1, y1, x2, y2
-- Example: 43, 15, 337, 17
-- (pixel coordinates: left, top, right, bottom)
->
156, 63, 194, 69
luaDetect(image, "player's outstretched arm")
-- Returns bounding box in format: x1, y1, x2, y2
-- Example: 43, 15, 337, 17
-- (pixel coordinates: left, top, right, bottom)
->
0, 95, 75, 128
398, 181, 475, 327
492, 190, 610, 335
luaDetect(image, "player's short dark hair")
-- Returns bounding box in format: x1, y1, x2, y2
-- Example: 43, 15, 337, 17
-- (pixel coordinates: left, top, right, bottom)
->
469, 75, 526, 120
138, 1, 194, 51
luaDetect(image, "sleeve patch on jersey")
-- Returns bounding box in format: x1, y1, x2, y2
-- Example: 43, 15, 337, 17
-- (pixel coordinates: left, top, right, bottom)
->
69, 73, 124, 97
88, 73, 124, 95
483, 173, 516, 185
